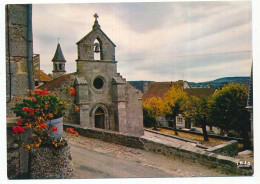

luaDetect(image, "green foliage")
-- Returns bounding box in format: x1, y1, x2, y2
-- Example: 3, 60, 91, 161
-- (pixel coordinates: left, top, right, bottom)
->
209, 83, 250, 132
143, 107, 157, 128
209, 83, 250, 148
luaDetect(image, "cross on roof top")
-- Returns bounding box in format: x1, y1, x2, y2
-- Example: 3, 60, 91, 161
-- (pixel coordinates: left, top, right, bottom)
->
94, 13, 99, 21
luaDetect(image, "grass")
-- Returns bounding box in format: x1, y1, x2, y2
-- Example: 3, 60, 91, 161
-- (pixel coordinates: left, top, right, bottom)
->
152, 128, 227, 147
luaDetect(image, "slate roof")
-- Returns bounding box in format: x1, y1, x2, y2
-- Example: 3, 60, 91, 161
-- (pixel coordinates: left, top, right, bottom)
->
38, 73, 76, 91
143, 81, 216, 101
52, 43, 66, 62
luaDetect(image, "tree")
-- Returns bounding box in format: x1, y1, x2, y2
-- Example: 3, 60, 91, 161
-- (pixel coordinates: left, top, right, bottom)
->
143, 97, 164, 128
209, 83, 251, 149
192, 97, 210, 141
182, 96, 199, 129
163, 86, 188, 135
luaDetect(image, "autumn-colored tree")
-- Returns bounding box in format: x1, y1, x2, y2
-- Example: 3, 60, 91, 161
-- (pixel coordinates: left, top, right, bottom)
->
209, 83, 251, 148
142, 97, 164, 128
163, 86, 188, 135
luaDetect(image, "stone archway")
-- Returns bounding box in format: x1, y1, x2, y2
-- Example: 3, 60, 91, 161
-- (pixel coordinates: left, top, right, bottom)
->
94, 107, 105, 129
90, 103, 109, 130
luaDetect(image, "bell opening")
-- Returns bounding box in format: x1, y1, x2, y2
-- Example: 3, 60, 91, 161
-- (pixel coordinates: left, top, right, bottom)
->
94, 39, 101, 60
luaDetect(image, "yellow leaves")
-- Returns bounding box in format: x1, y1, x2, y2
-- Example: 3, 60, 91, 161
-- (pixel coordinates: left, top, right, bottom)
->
143, 86, 189, 117
143, 97, 164, 116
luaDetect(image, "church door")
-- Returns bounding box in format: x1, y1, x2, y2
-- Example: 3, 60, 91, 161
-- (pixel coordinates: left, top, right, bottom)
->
95, 107, 105, 129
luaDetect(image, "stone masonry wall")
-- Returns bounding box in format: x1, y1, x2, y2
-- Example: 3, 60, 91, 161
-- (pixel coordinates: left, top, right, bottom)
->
206, 140, 238, 157
125, 83, 144, 136
29, 143, 74, 179
6, 4, 34, 117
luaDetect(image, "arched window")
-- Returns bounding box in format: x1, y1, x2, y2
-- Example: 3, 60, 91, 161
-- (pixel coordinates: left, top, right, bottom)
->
59, 64, 62, 70
55, 64, 58, 71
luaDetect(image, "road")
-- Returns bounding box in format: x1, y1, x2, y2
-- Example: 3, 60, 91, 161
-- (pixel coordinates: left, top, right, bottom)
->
70, 143, 173, 178
66, 133, 229, 178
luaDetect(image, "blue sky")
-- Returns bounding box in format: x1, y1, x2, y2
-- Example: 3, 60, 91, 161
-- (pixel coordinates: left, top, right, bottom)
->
32, 1, 252, 82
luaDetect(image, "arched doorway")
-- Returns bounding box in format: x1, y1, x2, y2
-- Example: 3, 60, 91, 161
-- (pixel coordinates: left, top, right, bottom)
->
95, 107, 105, 129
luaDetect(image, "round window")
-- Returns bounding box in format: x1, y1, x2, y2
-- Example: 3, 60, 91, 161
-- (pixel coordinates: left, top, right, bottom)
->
93, 77, 104, 89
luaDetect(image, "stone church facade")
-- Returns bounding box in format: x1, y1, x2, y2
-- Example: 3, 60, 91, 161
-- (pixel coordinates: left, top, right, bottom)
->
40, 14, 144, 136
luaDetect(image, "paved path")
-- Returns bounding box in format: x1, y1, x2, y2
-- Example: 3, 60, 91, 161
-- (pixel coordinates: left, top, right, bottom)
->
66, 133, 229, 178
70, 143, 173, 178
142, 130, 205, 151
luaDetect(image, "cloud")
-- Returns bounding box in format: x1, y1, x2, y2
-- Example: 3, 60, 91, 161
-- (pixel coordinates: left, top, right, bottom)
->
32, 2, 252, 82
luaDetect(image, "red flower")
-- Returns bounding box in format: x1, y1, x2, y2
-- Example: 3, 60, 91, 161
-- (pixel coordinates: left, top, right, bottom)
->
34, 89, 49, 96
22, 107, 28, 112
51, 126, 58, 132
16, 119, 23, 126
12, 126, 25, 134
14, 98, 18, 102
39, 123, 48, 129
31, 97, 37, 102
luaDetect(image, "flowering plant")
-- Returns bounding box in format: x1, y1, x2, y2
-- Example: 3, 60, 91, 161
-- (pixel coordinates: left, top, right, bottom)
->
11, 88, 78, 151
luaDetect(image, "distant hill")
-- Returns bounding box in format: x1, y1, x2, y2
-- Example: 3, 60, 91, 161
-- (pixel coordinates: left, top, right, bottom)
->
128, 77, 250, 92
189, 76, 250, 89
128, 81, 153, 92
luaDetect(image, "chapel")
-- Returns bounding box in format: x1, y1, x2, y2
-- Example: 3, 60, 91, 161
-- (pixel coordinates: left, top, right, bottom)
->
39, 14, 144, 136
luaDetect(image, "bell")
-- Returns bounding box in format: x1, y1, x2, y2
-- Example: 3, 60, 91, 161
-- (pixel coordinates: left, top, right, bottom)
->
94, 43, 100, 53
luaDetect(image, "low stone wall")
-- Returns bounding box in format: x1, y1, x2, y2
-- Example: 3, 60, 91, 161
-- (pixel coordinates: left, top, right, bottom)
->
29, 143, 74, 179
64, 124, 144, 149
64, 124, 253, 176
140, 137, 251, 176
206, 140, 238, 157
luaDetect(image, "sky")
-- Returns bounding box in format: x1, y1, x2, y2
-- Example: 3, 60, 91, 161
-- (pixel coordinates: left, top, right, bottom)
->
32, 1, 252, 82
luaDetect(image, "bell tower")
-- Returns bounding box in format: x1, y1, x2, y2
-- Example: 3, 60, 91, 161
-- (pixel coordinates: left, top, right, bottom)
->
74, 14, 144, 136
52, 42, 66, 78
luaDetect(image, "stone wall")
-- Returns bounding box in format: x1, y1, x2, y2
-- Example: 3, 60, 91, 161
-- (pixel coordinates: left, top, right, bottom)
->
29, 143, 74, 179
206, 140, 238, 157
6, 4, 34, 117
7, 126, 19, 179
64, 124, 144, 149
64, 124, 253, 176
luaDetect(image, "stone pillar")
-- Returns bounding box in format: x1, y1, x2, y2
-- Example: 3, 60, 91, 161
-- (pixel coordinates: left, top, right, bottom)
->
112, 77, 127, 134
75, 77, 90, 127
